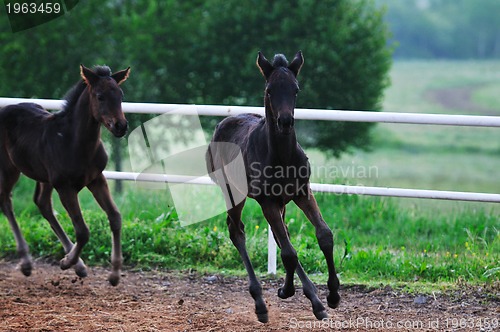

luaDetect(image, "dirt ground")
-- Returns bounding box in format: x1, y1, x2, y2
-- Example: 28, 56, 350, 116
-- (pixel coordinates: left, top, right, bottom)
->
1, 86, 499, 332
425, 84, 498, 115
0, 260, 498, 332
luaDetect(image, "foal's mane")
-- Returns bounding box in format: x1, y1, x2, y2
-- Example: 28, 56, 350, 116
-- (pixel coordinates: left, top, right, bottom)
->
60, 66, 113, 114
270, 54, 294, 76
272, 54, 290, 68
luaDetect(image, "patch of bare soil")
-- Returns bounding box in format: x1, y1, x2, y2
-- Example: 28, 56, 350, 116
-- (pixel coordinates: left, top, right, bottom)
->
425, 85, 498, 115
0, 260, 498, 331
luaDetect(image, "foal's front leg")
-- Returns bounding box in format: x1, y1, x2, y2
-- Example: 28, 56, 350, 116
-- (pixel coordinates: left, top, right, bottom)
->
270, 205, 296, 299
294, 189, 341, 309
261, 200, 328, 320
87, 174, 122, 286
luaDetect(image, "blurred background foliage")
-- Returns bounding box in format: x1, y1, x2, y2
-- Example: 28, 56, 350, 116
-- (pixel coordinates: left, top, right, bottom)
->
0, 0, 392, 163
2, 0, 499, 166
379, 0, 500, 59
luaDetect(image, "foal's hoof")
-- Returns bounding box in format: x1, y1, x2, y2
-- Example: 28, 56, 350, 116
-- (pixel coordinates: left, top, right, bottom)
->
314, 309, 329, 321
278, 286, 295, 299
108, 272, 120, 287
19, 261, 32, 277
59, 257, 73, 271
73, 261, 88, 278
256, 311, 269, 323
327, 292, 341, 309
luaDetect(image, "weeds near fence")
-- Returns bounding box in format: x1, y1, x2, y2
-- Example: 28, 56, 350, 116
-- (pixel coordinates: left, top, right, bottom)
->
0, 178, 498, 288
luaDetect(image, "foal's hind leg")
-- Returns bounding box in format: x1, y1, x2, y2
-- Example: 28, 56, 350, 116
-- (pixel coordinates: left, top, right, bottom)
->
262, 200, 328, 320
54, 187, 90, 272
294, 189, 341, 309
0, 169, 32, 276
87, 174, 122, 286
34, 182, 87, 278
226, 199, 268, 323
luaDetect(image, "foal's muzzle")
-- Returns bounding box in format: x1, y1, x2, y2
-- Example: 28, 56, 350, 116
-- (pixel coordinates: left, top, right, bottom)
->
277, 115, 295, 135
110, 119, 129, 137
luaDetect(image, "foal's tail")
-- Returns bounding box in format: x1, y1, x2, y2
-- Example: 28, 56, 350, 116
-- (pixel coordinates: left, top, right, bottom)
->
205, 143, 218, 184
205, 121, 223, 184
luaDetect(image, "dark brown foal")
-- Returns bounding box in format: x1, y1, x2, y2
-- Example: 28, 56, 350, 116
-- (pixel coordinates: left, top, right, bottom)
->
0, 65, 130, 285
206, 52, 340, 322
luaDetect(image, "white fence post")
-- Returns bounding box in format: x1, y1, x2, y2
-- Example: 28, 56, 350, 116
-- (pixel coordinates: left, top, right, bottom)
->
267, 225, 277, 275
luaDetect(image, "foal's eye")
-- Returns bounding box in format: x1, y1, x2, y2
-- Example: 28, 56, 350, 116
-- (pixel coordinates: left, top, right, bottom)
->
97, 94, 105, 101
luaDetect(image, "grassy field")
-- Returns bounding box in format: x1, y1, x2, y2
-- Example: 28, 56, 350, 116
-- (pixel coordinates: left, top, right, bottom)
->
0, 60, 499, 289
311, 60, 500, 211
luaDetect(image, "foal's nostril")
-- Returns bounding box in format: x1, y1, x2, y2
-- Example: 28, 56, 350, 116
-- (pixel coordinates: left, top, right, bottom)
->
114, 120, 128, 136
278, 116, 294, 129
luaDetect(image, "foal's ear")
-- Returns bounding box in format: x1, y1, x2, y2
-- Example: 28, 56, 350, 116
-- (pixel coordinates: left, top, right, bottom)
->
111, 67, 131, 85
256, 52, 274, 80
288, 51, 304, 77
80, 64, 99, 86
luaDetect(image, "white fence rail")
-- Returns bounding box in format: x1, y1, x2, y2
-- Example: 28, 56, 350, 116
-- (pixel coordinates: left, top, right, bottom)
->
2, 97, 500, 127
2, 96, 499, 202
102, 171, 500, 203
2, 97, 500, 274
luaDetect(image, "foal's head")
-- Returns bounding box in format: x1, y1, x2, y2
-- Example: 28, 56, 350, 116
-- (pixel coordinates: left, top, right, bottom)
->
80, 65, 131, 137
257, 51, 304, 135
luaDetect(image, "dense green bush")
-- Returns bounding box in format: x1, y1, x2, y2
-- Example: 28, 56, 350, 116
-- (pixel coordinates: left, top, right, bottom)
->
194, 0, 393, 156
0, 0, 392, 158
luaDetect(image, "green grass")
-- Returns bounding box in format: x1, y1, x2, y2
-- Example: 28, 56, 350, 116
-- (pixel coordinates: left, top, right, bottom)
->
309, 60, 500, 213
384, 60, 500, 114
1, 60, 499, 291
0, 178, 498, 288
381, 60, 500, 157
473, 82, 500, 110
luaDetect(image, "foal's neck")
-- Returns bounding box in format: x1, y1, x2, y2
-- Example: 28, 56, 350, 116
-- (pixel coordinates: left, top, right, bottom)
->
265, 115, 297, 166
70, 89, 102, 153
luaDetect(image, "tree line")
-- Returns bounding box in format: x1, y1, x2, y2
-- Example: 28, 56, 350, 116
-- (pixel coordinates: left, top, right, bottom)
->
0, 0, 392, 171
379, 0, 500, 59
